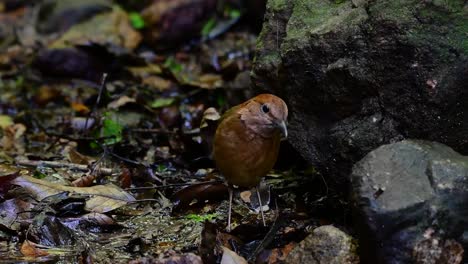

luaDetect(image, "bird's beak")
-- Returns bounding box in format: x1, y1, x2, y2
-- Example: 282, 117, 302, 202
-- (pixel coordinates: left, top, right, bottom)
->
276, 120, 288, 140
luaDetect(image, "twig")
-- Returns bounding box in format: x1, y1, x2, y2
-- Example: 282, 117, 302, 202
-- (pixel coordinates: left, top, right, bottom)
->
247, 210, 284, 261
16, 159, 113, 175
131, 128, 200, 135
130, 128, 178, 134
84, 73, 108, 133
46, 132, 116, 142
125, 180, 223, 191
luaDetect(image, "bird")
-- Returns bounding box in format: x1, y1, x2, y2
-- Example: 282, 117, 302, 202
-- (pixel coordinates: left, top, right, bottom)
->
212, 94, 288, 231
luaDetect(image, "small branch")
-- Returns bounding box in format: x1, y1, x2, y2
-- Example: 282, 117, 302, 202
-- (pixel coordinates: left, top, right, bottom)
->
130, 128, 177, 134
84, 73, 108, 133
125, 180, 223, 191
16, 159, 113, 175
130, 128, 200, 135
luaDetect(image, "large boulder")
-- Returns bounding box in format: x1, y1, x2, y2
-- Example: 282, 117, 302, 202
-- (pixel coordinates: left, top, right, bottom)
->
351, 140, 467, 263
252, 0, 468, 183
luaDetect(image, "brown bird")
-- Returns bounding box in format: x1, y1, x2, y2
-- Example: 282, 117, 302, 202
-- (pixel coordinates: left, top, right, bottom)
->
213, 94, 288, 231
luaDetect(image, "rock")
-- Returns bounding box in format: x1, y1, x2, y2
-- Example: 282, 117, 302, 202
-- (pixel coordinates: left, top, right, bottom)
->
51, 6, 142, 50
252, 0, 468, 184
351, 140, 468, 263
37, 0, 112, 34
286, 225, 359, 264
141, 0, 217, 46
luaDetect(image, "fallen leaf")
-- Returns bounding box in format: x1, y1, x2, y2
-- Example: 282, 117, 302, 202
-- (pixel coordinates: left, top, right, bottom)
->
51, 6, 142, 50
61, 212, 117, 229
71, 117, 95, 131
20, 240, 49, 257
220, 246, 247, 264
108, 95, 136, 109
72, 174, 97, 187
240, 191, 251, 203
67, 148, 94, 165
0, 198, 33, 231
71, 102, 90, 114
12, 176, 136, 213
151, 97, 175, 109
171, 182, 227, 213
0, 115, 13, 129
33, 86, 61, 106
197, 73, 223, 89
143, 76, 173, 91
1, 123, 26, 152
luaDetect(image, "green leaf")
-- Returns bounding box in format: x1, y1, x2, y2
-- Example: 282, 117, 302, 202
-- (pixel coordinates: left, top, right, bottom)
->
94, 112, 123, 146
15, 76, 24, 88
186, 213, 218, 223
150, 97, 175, 109
0, 115, 13, 129
33, 170, 47, 179
155, 164, 167, 173
163, 57, 183, 73
229, 9, 241, 19
129, 12, 145, 29
201, 17, 216, 36
216, 93, 226, 108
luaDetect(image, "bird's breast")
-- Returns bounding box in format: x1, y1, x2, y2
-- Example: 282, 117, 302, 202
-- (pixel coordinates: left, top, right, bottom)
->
213, 117, 281, 188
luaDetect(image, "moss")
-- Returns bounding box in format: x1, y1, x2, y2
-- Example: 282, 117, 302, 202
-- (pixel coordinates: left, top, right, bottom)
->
283, 0, 367, 49
406, 2, 468, 58
267, 0, 288, 12
366, 0, 467, 59
369, 0, 416, 23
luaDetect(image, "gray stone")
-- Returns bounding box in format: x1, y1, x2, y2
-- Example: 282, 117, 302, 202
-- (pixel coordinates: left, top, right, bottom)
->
351, 140, 468, 263
286, 225, 359, 264
252, 0, 468, 184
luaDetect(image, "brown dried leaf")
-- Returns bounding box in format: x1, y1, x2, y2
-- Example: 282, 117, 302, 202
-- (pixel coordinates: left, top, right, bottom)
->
1, 123, 26, 153
108, 95, 136, 109
80, 212, 116, 226
197, 74, 223, 89
67, 148, 94, 165
220, 246, 247, 264
200, 107, 220, 128
33, 86, 61, 106
12, 176, 135, 213
51, 7, 142, 50
172, 182, 228, 213
0, 198, 33, 231
71, 174, 97, 187
20, 240, 49, 257
142, 76, 173, 91
119, 166, 132, 189
70, 102, 90, 114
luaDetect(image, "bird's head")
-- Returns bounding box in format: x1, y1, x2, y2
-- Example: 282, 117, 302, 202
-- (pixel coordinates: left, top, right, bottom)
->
238, 94, 288, 139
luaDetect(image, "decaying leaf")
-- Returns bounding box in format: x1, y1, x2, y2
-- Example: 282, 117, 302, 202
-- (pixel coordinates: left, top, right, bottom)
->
12, 176, 135, 213
51, 6, 142, 50
20, 240, 49, 257
67, 148, 95, 165
151, 97, 175, 109
200, 107, 220, 129
108, 95, 136, 109
171, 182, 227, 213
0, 115, 14, 129
61, 212, 117, 230
70, 102, 90, 114
220, 246, 248, 264
0, 123, 26, 152
72, 174, 97, 187
0, 198, 33, 231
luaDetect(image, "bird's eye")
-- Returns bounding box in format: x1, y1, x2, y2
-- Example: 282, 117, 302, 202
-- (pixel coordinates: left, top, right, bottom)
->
261, 104, 270, 113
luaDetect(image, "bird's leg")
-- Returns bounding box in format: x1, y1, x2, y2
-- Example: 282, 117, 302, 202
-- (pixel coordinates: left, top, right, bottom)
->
227, 187, 233, 232
256, 186, 266, 227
